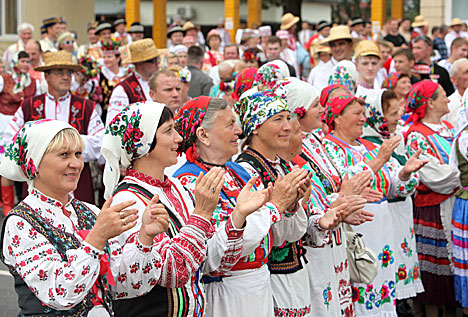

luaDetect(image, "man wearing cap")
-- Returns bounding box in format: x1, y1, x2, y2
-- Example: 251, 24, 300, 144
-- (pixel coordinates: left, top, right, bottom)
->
313, 25, 354, 90
128, 22, 144, 42
3, 51, 104, 204
445, 18, 468, 56
2, 22, 34, 71
167, 25, 185, 50
39, 17, 61, 52
114, 18, 132, 45
355, 40, 382, 96
87, 22, 114, 62
106, 39, 160, 125
351, 18, 364, 39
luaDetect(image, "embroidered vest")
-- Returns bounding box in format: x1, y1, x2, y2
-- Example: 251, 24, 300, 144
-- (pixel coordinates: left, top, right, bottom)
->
174, 160, 271, 270
0, 73, 36, 115
111, 182, 204, 317
116, 73, 146, 104
0, 200, 108, 316
21, 93, 95, 134
236, 148, 305, 275
405, 121, 457, 207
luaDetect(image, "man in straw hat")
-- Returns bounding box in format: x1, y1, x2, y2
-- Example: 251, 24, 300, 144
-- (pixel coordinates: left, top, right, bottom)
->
280, 12, 300, 52
410, 15, 429, 45
2, 50, 105, 204
39, 17, 61, 52
106, 39, 160, 125
445, 18, 468, 56
313, 25, 355, 90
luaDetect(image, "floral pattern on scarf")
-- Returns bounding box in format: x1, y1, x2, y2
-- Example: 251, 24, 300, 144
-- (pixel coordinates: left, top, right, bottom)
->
362, 89, 391, 138
405, 80, 439, 123
328, 60, 358, 93
253, 60, 290, 90
381, 72, 401, 90
324, 93, 360, 131
232, 67, 258, 101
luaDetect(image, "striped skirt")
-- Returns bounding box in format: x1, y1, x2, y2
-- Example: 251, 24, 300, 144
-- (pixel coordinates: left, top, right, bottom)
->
413, 203, 458, 307
452, 197, 468, 307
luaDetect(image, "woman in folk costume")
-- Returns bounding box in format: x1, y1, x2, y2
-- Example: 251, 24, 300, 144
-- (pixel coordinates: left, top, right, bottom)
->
360, 89, 425, 301
102, 100, 260, 317
328, 60, 359, 95
252, 59, 291, 91
323, 93, 426, 316
0, 119, 167, 316
449, 92, 468, 316
71, 57, 103, 104
173, 96, 301, 316
273, 78, 375, 316
234, 89, 320, 316
404, 80, 460, 316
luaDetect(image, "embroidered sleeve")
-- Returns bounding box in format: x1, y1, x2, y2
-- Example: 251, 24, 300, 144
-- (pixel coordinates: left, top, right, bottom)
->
106, 85, 129, 127
385, 156, 419, 198
1, 215, 102, 310
406, 131, 459, 194
3, 107, 25, 150
81, 107, 105, 162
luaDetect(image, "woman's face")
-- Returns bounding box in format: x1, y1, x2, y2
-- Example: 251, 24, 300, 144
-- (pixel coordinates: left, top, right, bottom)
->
253, 111, 291, 151
356, 55, 380, 84
75, 72, 88, 85
17, 57, 31, 74
177, 52, 187, 66
334, 101, 366, 140
149, 118, 183, 168
167, 56, 179, 68
103, 53, 120, 69
428, 86, 450, 118
209, 36, 221, 50
61, 37, 75, 53
35, 143, 84, 199
284, 119, 303, 160
383, 98, 401, 133
245, 59, 259, 68
299, 97, 323, 132
393, 76, 411, 98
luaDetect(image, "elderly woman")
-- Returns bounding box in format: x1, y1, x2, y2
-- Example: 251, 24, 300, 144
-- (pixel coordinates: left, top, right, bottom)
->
102, 100, 261, 316
323, 93, 425, 316
173, 96, 301, 316
405, 80, 460, 316
361, 89, 425, 302
0, 119, 166, 316
234, 90, 317, 316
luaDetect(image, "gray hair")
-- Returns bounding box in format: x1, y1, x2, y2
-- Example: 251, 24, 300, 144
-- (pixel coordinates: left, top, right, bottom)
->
18, 22, 34, 34
200, 98, 229, 130
450, 58, 468, 77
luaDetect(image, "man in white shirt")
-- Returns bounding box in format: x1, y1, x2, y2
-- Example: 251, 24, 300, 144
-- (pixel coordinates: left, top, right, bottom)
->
106, 39, 160, 126
39, 17, 61, 53
350, 18, 364, 39
2, 22, 34, 71
438, 37, 468, 73
442, 58, 468, 128
445, 18, 468, 56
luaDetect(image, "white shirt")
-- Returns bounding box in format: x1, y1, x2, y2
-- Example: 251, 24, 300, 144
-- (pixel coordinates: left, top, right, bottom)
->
2, 40, 25, 71
312, 57, 338, 91
445, 30, 468, 56
39, 36, 57, 53
307, 60, 325, 86
355, 79, 380, 98
4, 92, 105, 162
442, 89, 463, 128
106, 72, 150, 126
438, 59, 452, 73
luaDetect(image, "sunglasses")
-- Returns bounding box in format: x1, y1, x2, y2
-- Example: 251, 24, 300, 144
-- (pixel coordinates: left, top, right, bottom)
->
64, 40, 75, 45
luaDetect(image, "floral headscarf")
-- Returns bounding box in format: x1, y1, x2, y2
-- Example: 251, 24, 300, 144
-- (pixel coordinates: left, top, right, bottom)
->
361, 89, 391, 138
324, 93, 360, 131
102, 101, 165, 198
405, 80, 439, 123
253, 60, 290, 90
0, 119, 76, 188
319, 84, 349, 107
234, 90, 289, 137
174, 96, 212, 162
273, 77, 319, 119
381, 72, 401, 90
328, 60, 358, 93
232, 67, 258, 101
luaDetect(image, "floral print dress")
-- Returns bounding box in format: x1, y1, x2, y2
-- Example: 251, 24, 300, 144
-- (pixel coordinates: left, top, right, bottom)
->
323, 134, 418, 317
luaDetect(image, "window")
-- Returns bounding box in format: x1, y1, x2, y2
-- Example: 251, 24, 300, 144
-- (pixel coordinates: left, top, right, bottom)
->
0, 0, 20, 36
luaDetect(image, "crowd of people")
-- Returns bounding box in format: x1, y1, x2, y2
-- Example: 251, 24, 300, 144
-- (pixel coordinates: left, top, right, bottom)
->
1, 11, 468, 317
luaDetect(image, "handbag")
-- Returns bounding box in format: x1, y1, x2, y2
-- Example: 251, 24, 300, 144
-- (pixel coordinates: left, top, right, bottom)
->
345, 224, 378, 284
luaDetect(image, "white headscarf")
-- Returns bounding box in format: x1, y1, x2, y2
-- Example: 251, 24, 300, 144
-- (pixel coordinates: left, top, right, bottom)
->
449, 89, 468, 170
102, 101, 165, 198
328, 60, 358, 93
272, 77, 320, 119
0, 119, 77, 189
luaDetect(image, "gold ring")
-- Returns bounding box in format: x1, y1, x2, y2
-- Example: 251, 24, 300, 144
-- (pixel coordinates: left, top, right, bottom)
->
210, 188, 216, 193
119, 211, 124, 219
122, 218, 127, 226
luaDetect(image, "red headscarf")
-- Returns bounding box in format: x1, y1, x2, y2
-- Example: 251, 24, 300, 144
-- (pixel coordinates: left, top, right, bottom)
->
319, 84, 349, 107
232, 67, 258, 101
405, 80, 440, 123
324, 93, 361, 131
174, 96, 212, 162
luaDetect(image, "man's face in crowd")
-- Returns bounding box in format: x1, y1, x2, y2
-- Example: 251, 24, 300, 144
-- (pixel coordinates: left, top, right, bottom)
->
389, 21, 399, 33
224, 46, 239, 60
452, 60, 468, 93
393, 54, 414, 74
25, 41, 41, 66
320, 26, 331, 37
330, 39, 353, 61
88, 28, 98, 44
266, 42, 282, 61
412, 40, 431, 63
115, 23, 126, 34
100, 29, 112, 41
19, 28, 33, 43
186, 29, 197, 38
170, 32, 184, 45
48, 24, 62, 39
150, 75, 182, 112
452, 44, 468, 60
131, 32, 144, 41
45, 68, 73, 94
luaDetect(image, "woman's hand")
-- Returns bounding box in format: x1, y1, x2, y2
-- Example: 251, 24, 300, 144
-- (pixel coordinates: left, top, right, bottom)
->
368, 135, 400, 173
231, 177, 273, 228
339, 172, 372, 196
343, 208, 374, 225
340, 195, 367, 218
270, 167, 309, 213
318, 203, 347, 230
85, 197, 139, 250
193, 167, 225, 221
360, 187, 383, 203
139, 194, 170, 245
399, 149, 428, 180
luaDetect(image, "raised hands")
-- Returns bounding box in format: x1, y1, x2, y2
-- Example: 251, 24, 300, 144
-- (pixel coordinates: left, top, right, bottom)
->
339, 171, 372, 196
139, 194, 170, 245
399, 149, 428, 180
318, 202, 347, 230
193, 167, 225, 221
270, 167, 310, 213
85, 197, 138, 250
378, 135, 401, 163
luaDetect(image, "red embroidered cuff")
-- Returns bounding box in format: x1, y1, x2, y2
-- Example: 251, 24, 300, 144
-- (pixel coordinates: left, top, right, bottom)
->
136, 237, 153, 253
225, 217, 244, 240
265, 202, 282, 224
188, 214, 214, 237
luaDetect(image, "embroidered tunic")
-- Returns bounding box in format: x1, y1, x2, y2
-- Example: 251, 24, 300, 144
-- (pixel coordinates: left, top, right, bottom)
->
323, 134, 418, 316
110, 171, 219, 317
0, 188, 162, 316
175, 160, 282, 317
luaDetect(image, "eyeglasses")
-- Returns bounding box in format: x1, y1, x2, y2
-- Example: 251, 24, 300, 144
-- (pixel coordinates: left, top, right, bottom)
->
63, 40, 75, 45
50, 70, 73, 77
145, 57, 160, 65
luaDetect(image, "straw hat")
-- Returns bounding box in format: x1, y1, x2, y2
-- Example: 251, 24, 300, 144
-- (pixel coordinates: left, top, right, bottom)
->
451, 18, 463, 27
315, 45, 331, 57
320, 25, 353, 45
127, 39, 160, 64
354, 40, 381, 59
35, 51, 83, 72
183, 21, 196, 31
412, 15, 428, 28
280, 13, 300, 30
